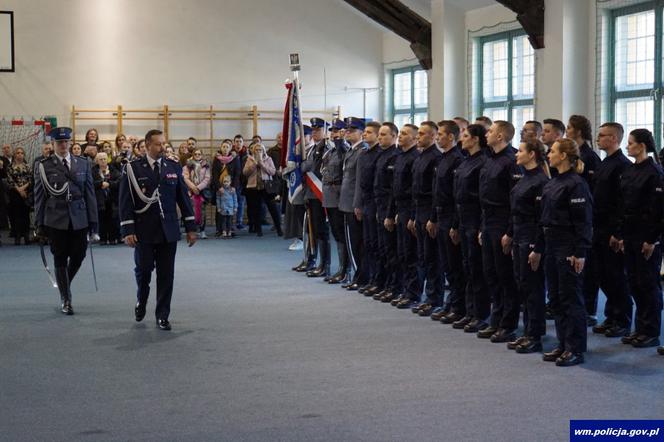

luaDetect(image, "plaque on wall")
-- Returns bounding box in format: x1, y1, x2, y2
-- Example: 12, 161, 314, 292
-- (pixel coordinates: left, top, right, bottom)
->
0, 11, 15, 72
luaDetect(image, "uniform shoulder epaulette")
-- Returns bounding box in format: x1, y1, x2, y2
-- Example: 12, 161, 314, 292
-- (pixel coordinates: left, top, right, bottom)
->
39, 156, 50, 163
164, 157, 178, 164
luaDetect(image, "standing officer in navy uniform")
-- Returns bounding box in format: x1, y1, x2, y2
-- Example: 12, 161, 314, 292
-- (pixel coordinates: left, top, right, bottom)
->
301, 118, 330, 277
119, 129, 197, 330
34, 127, 98, 315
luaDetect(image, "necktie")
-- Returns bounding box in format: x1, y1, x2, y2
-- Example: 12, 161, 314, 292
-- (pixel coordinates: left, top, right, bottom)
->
153, 161, 160, 182
62, 158, 68, 170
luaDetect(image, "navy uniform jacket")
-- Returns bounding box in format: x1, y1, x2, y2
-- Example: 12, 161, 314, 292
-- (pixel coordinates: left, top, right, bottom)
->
373, 144, 399, 220
338, 141, 366, 213
617, 157, 664, 244
119, 156, 196, 243
411, 145, 443, 223
579, 141, 601, 190
387, 146, 418, 220
353, 143, 381, 213
539, 169, 593, 257
453, 150, 486, 229
431, 145, 464, 224
34, 154, 98, 231
479, 145, 521, 231
301, 139, 327, 201
321, 139, 348, 209
592, 150, 630, 239
508, 167, 549, 249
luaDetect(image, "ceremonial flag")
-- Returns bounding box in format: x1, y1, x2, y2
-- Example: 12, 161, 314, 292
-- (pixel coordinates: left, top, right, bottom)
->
282, 80, 304, 203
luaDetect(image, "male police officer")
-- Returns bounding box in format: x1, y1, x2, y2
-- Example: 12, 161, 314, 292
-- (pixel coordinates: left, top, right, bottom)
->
34, 127, 97, 315
119, 129, 197, 330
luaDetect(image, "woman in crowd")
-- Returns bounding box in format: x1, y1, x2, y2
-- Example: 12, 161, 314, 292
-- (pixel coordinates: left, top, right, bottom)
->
540, 138, 593, 366
100, 141, 114, 161
242, 142, 282, 237
619, 129, 663, 351
133, 139, 146, 158
178, 142, 191, 167
451, 124, 489, 332
92, 152, 121, 244
71, 143, 82, 156
183, 148, 211, 239
507, 139, 550, 353
6, 147, 33, 245
211, 139, 242, 237
80, 128, 99, 152
164, 144, 179, 162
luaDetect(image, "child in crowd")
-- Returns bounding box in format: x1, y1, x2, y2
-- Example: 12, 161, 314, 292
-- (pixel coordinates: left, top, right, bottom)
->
216, 175, 238, 238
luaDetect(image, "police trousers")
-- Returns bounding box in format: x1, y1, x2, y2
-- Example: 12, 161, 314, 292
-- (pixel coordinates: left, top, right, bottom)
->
624, 239, 663, 338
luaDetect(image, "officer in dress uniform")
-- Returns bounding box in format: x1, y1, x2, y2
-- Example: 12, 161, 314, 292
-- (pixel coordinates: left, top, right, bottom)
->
291, 125, 317, 272
322, 119, 350, 284
301, 118, 330, 278
34, 127, 98, 315
338, 117, 367, 290
119, 129, 197, 330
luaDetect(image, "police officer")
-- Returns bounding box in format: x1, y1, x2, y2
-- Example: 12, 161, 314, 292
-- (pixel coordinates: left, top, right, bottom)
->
566, 115, 601, 327
426, 121, 466, 323
291, 125, 317, 272
541, 138, 593, 366
119, 129, 197, 330
301, 118, 330, 278
339, 118, 367, 291
452, 124, 489, 332
618, 129, 663, 350
590, 123, 633, 338
507, 139, 550, 353
354, 121, 383, 295
386, 124, 420, 309
322, 119, 349, 284
478, 121, 521, 343
371, 122, 399, 302
34, 127, 98, 315
409, 121, 443, 316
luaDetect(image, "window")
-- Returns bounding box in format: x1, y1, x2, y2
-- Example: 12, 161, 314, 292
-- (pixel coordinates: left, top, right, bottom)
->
609, 4, 660, 145
390, 66, 428, 126
477, 30, 535, 132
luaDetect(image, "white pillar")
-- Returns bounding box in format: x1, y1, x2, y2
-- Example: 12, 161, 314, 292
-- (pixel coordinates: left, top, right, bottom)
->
561, 0, 592, 120
430, 0, 467, 120
536, 0, 565, 120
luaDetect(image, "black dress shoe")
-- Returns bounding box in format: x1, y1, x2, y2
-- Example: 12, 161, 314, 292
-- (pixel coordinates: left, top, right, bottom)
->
391, 294, 405, 306
657, 346, 664, 355
380, 292, 396, 303
477, 326, 498, 339
452, 316, 472, 329
631, 335, 661, 348
61, 300, 74, 315
515, 338, 543, 354
346, 283, 360, 291
555, 351, 584, 367
441, 312, 463, 324
365, 286, 381, 296
604, 325, 629, 338
157, 319, 171, 330
430, 308, 448, 321
621, 332, 639, 345
396, 298, 415, 309
464, 319, 488, 333
135, 302, 146, 322
358, 284, 371, 294
373, 290, 389, 300
418, 304, 434, 317
507, 336, 529, 350
592, 320, 613, 334
490, 329, 516, 343
542, 347, 564, 362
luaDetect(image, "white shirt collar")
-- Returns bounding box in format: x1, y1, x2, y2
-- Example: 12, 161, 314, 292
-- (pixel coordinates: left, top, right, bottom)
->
146, 154, 161, 168
55, 152, 71, 165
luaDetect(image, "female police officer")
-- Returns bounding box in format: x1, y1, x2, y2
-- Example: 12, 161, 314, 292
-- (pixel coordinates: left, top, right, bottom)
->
540, 138, 593, 366
618, 129, 663, 351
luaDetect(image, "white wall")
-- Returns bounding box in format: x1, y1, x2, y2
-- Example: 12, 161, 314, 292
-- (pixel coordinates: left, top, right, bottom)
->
0, 0, 384, 142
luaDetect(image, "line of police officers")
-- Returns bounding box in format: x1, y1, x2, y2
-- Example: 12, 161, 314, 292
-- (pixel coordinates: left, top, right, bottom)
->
290, 116, 664, 365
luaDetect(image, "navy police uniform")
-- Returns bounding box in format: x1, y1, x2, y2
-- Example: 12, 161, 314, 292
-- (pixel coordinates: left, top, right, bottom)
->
373, 143, 399, 296
540, 169, 593, 358
387, 144, 419, 306
34, 127, 98, 315
119, 154, 196, 326
411, 144, 443, 313
617, 157, 664, 347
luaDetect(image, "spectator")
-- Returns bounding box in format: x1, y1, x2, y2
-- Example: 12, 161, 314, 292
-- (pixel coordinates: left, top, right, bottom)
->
216, 175, 238, 238
71, 143, 82, 156
127, 135, 138, 150
211, 139, 242, 236
80, 128, 100, 152
132, 139, 146, 158
0, 143, 11, 169
6, 147, 33, 245
242, 142, 282, 237
178, 142, 191, 167
101, 140, 114, 159
92, 152, 121, 244
183, 148, 211, 238
266, 131, 285, 209
0, 144, 10, 245
233, 134, 248, 229
164, 144, 179, 162
113, 141, 132, 170
114, 134, 127, 156
32, 141, 52, 171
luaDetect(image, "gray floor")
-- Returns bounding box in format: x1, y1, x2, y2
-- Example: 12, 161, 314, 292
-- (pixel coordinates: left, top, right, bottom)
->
0, 232, 663, 442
